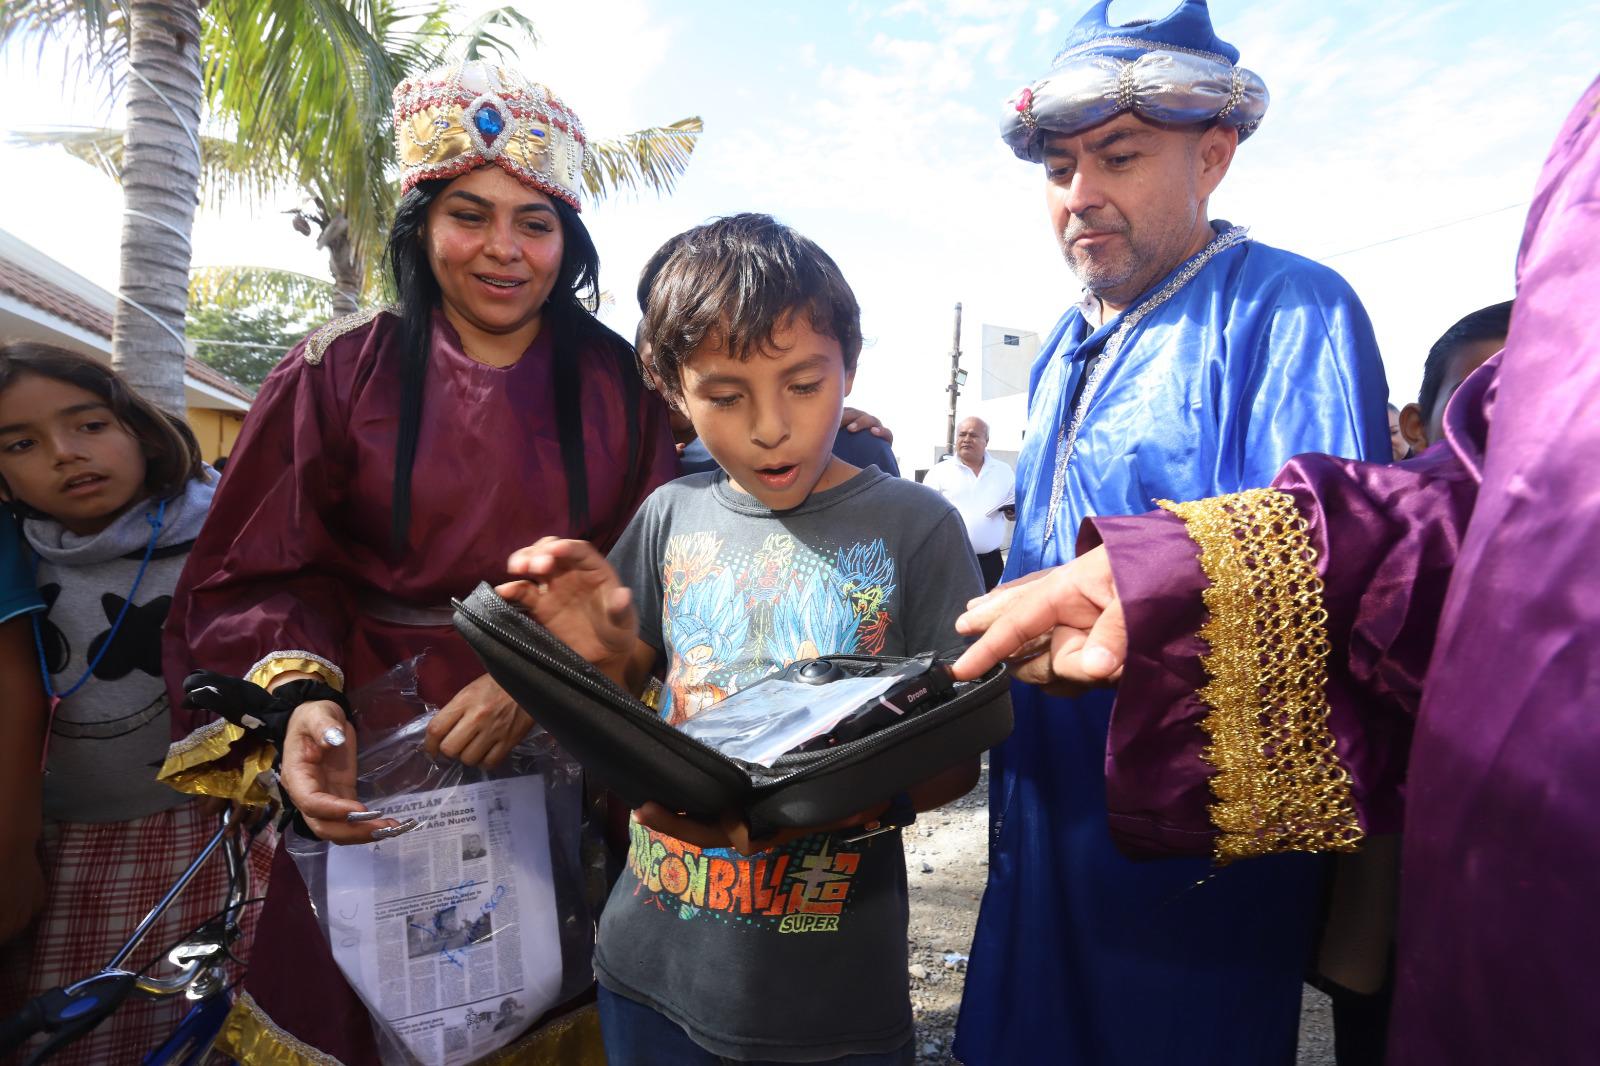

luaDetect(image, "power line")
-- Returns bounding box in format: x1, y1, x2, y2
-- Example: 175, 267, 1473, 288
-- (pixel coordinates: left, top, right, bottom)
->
1314, 201, 1528, 262
189, 337, 291, 351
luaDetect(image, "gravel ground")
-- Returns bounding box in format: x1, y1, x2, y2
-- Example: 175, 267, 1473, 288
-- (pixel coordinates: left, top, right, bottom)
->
904, 759, 1337, 1065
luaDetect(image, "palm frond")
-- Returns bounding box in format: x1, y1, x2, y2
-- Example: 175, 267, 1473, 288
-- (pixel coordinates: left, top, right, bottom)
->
583, 117, 704, 202
0, 0, 129, 90
454, 7, 540, 62
8, 126, 292, 209
201, 1, 388, 279
189, 265, 336, 317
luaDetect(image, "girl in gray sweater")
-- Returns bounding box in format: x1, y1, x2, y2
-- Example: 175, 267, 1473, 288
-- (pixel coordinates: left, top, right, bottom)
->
0, 342, 266, 1065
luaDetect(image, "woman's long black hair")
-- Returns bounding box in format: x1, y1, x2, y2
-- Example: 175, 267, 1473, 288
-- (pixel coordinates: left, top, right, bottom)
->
385, 176, 642, 551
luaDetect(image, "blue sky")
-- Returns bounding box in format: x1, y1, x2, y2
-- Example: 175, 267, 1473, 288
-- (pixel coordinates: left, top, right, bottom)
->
2, 1, 1597, 467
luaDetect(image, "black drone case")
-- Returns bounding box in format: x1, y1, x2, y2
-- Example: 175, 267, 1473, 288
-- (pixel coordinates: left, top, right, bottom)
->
452, 582, 1013, 834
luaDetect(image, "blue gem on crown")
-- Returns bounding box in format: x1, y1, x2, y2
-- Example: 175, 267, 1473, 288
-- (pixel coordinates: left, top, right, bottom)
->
474, 106, 505, 141
463, 92, 513, 159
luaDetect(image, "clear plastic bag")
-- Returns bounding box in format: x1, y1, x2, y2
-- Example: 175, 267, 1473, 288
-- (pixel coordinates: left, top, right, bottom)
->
678, 673, 902, 765
286, 659, 594, 1066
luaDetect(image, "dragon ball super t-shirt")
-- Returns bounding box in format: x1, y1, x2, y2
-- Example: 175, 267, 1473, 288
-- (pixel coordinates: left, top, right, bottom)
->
594, 467, 981, 1061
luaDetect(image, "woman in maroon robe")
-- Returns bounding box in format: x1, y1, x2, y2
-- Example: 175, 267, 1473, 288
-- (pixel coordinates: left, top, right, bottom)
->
159, 61, 676, 1064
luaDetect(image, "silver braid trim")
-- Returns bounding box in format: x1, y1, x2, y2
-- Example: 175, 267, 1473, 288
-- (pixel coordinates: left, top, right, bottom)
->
1216, 68, 1247, 121
1053, 36, 1233, 67
1042, 226, 1251, 545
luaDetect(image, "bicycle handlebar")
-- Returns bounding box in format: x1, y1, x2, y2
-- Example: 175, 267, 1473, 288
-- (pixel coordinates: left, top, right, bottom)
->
0, 808, 263, 1064
0, 974, 135, 1063
0, 997, 45, 1054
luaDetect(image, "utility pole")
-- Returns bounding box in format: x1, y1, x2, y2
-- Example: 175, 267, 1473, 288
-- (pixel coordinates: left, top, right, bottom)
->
944, 302, 965, 458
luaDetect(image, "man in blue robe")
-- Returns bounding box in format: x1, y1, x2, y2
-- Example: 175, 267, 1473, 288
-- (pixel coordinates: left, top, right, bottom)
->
953, 3, 1390, 1064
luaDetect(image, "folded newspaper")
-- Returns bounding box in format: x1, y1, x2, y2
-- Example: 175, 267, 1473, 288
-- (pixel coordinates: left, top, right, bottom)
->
324, 776, 562, 1065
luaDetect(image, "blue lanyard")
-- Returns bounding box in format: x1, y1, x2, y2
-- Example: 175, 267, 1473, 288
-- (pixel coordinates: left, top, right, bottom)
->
31, 496, 168, 709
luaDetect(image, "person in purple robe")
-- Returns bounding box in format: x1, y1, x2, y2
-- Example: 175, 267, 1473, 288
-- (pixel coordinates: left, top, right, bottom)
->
947, 73, 1600, 1066
157, 61, 676, 1065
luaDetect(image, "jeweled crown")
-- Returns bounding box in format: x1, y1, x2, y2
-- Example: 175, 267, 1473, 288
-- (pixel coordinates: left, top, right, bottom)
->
392, 60, 587, 209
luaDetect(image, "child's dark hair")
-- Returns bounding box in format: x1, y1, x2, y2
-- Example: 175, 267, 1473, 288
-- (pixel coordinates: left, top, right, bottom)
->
0, 341, 206, 506
641, 213, 862, 397
637, 230, 690, 315
385, 175, 642, 550
1417, 301, 1513, 420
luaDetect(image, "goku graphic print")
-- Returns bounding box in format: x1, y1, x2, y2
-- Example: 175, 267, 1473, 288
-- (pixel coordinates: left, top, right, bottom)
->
656, 530, 897, 727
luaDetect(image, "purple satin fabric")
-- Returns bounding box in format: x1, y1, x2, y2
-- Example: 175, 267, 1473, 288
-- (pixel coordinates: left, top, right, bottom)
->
1086, 420, 1480, 856
1088, 74, 1600, 1064
1388, 75, 1600, 1065
1080, 511, 1214, 856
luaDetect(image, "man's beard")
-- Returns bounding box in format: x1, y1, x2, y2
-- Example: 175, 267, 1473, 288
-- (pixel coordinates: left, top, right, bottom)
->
1057, 212, 1138, 296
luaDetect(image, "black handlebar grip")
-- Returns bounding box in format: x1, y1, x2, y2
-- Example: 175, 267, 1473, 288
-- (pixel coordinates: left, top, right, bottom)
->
0, 997, 45, 1054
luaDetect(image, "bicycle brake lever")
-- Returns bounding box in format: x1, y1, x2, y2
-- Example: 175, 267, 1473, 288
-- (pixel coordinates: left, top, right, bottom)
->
167, 940, 225, 968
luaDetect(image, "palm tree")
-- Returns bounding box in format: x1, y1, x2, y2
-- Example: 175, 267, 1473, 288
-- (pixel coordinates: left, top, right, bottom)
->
3, 0, 203, 411
2, 0, 702, 401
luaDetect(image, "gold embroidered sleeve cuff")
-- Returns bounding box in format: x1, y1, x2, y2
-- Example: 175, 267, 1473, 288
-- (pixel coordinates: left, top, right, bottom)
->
157, 719, 278, 806
1158, 488, 1364, 864
246, 651, 345, 692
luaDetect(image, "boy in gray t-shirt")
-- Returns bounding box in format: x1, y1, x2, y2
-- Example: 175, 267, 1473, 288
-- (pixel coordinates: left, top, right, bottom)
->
501, 214, 983, 1063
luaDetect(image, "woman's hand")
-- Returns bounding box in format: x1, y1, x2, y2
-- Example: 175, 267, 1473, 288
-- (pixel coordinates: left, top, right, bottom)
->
278, 700, 404, 844
424, 674, 533, 768
500, 537, 640, 675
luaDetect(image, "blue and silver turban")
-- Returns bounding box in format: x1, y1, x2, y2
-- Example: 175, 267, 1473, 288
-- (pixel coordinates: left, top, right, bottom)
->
1001, 0, 1268, 162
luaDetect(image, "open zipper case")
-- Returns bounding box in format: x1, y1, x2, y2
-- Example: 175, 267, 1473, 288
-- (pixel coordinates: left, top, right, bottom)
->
452, 582, 1013, 834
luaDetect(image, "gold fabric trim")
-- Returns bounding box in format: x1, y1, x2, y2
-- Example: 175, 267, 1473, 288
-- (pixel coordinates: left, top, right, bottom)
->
247, 652, 345, 692
164, 716, 239, 763
1160, 488, 1364, 864
217, 990, 605, 1066
478, 1002, 606, 1065
157, 719, 277, 805
304, 307, 384, 365
216, 990, 343, 1065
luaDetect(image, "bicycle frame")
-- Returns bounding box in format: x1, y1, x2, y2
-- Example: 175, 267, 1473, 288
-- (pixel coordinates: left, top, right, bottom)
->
0, 807, 260, 1066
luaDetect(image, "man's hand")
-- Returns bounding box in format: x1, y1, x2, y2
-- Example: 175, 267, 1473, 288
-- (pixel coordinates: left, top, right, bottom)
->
0, 842, 45, 945
278, 700, 403, 844
632, 801, 888, 857
424, 674, 533, 768
500, 538, 640, 675
951, 545, 1127, 695
841, 407, 893, 444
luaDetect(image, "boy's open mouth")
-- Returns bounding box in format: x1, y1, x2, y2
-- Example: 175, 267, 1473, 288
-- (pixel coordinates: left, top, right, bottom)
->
754, 463, 800, 490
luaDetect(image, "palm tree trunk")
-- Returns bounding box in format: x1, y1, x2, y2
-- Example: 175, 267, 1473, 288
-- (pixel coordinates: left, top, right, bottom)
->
317, 211, 362, 317
111, 0, 203, 414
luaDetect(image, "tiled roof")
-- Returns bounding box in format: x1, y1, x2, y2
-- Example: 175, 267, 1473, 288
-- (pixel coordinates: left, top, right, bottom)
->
182, 356, 256, 402
0, 257, 255, 404
0, 259, 113, 338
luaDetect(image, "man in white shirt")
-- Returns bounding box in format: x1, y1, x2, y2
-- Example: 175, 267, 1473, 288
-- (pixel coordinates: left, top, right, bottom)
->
923, 417, 1014, 589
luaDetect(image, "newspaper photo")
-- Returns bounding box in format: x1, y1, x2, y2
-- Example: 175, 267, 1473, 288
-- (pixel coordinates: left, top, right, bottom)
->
324, 775, 563, 1065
